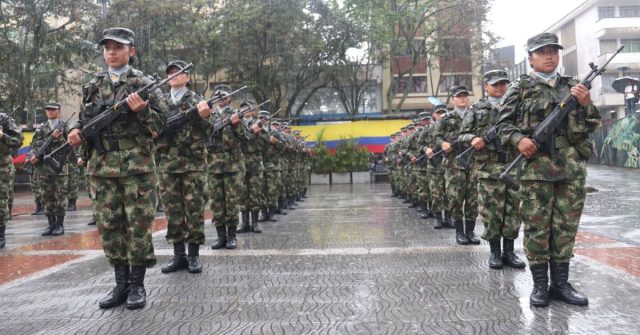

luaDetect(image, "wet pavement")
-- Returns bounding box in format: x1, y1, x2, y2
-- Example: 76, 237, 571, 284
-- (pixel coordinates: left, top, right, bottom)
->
0, 165, 639, 334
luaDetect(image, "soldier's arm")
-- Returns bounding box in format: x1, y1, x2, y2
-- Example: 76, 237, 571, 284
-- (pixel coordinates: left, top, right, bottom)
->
0, 118, 23, 149
458, 107, 477, 144
496, 85, 525, 149
139, 87, 168, 137
434, 119, 446, 147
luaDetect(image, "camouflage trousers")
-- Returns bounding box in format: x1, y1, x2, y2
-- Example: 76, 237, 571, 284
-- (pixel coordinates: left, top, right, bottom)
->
67, 169, 80, 201
209, 171, 245, 228
40, 174, 67, 216
0, 165, 14, 225
416, 169, 430, 204
159, 172, 206, 245
478, 178, 521, 241
428, 171, 446, 214
520, 178, 586, 264
263, 169, 279, 207
444, 168, 478, 221
90, 173, 157, 268
407, 168, 418, 197
396, 168, 406, 193
31, 171, 42, 203
245, 170, 265, 212
284, 168, 293, 196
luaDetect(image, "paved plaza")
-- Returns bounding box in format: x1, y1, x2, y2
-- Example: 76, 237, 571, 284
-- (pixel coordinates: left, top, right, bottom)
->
0, 165, 639, 334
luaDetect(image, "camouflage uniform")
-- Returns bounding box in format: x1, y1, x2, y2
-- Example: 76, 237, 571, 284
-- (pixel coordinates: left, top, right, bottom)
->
29, 118, 70, 235
424, 111, 448, 228
66, 150, 81, 210
156, 89, 208, 246
73, 66, 166, 268
261, 116, 285, 220
207, 102, 249, 248
0, 113, 23, 247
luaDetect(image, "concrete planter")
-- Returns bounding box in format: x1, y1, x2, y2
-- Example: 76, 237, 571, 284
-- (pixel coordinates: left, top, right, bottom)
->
310, 173, 331, 185
332, 172, 352, 184
351, 171, 370, 184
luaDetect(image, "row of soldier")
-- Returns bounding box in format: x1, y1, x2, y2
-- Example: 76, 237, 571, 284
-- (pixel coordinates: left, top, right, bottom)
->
1, 27, 312, 310
383, 32, 599, 308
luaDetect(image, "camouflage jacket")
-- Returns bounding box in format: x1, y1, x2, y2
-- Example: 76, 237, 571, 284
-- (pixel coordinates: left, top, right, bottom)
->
156, 89, 209, 173
0, 113, 23, 168
496, 73, 600, 181
242, 117, 269, 172
422, 123, 445, 174
207, 105, 248, 174
71, 67, 167, 177
434, 109, 467, 169
29, 121, 69, 176
407, 128, 427, 171
265, 128, 286, 171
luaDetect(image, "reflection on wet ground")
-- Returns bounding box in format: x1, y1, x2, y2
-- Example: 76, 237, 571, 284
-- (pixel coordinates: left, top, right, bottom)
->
0, 165, 638, 334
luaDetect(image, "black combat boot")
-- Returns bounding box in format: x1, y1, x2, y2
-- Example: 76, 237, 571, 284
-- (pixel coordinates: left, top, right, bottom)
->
187, 243, 203, 273
409, 198, 418, 208
51, 215, 65, 236
259, 207, 268, 222
488, 239, 503, 269
549, 262, 588, 306
225, 228, 237, 249
502, 239, 526, 269
433, 212, 444, 229
302, 189, 307, 198
31, 202, 43, 215
287, 196, 296, 210
297, 192, 304, 201
402, 194, 411, 204
455, 220, 470, 245
126, 265, 147, 310
161, 242, 188, 273
276, 198, 287, 215
465, 219, 480, 245
156, 201, 164, 212
211, 226, 227, 249
87, 217, 97, 226
236, 211, 251, 233
67, 199, 77, 211
99, 264, 129, 309
42, 215, 56, 236
444, 211, 454, 228
0, 225, 6, 249
529, 263, 550, 307
268, 206, 278, 222
251, 210, 262, 233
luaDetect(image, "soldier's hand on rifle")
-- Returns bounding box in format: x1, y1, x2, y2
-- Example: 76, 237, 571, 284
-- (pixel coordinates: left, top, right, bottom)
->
442, 142, 452, 153
53, 129, 63, 139
251, 124, 261, 134
411, 156, 417, 162
125, 92, 148, 113
426, 148, 433, 157
270, 135, 277, 144
77, 158, 85, 167
197, 101, 211, 119
471, 137, 486, 150
571, 84, 591, 107
151, 131, 159, 139
230, 113, 241, 126
68, 129, 83, 147
517, 137, 538, 159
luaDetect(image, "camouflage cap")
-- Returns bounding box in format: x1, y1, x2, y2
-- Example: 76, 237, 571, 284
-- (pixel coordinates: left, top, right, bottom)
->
421, 113, 432, 121
240, 100, 256, 108
394, 132, 402, 136
484, 70, 510, 85
99, 27, 135, 46
293, 130, 301, 135
400, 126, 407, 131
44, 102, 61, 110
407, 124, 415, 130
271, 119, 281, 125
433, 104, 448, 113
214, 84, 233, 98
527, 32, 563, 53
451, 85, 470, 97
257, 110, 270, 118
165, 60, 191, 74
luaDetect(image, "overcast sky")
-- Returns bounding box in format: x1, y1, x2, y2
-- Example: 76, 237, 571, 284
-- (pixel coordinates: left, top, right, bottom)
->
488, 0, 587, 61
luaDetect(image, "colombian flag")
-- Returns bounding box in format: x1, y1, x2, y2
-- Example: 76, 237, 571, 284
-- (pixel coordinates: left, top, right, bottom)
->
292, 120, 409, 153
12, 131, 33, 165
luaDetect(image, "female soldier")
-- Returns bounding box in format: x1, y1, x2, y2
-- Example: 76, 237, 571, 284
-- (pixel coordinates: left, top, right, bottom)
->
496, 32, 599, 307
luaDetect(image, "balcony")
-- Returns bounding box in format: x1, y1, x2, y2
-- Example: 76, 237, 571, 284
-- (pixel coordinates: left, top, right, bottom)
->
595, 90, 625, 108
595, 17, 640, 39
597, 52, 640, 71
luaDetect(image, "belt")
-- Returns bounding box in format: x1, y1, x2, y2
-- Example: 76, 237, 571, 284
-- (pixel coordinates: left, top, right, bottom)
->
101, 136, 137, 152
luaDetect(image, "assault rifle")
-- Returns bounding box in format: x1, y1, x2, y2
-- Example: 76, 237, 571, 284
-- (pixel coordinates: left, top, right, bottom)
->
455, 125, 500, 171
428, 138, 464, 167
499, 45, 624, 191
211, 100, 271, 135
30, 112, 77, 163
44, 63, 193, 172
164, 86, 247, 132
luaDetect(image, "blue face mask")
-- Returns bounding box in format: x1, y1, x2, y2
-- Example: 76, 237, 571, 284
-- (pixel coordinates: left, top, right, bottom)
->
533, 71, 557, 83
170, 87, 188, 104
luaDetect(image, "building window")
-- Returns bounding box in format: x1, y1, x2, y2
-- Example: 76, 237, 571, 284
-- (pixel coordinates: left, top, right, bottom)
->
621, 39, 640, 53
620, 6, 640, 17
438, 74, 472, 94
562, 51, 578, 77
393, 75, 428, 94
598, 6, 615, 19
599, 39, 618, 54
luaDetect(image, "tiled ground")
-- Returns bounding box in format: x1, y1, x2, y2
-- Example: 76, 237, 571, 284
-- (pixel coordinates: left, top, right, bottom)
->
0, 165, 638, 334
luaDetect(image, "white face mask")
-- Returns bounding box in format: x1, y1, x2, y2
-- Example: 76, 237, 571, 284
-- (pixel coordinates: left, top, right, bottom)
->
48, 119, 60, 129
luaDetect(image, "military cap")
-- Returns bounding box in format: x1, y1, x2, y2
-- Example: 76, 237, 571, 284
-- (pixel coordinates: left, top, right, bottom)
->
421, 113, 432, 121
390, 133, 396, 138
400, 126, 407, 131
451, 85, 470, 97
44, 102, 61, 110
527, 32, 563, 53
99, 27, 135, 46
407, 124, 415, 130
395, 132, 402, 136
214, 84, 233, 98
418, 111, 430, 118
293, 130, 301, 135
484, 70, 510, 85
271, 119, 281, 125
165, 60, 191, 74
257, 110, 270, 117
240, 100, 256, 108
434, 104, 448, 113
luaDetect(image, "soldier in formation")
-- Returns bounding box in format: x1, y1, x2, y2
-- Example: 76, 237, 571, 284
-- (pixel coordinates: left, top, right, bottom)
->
0, 110, 23, 248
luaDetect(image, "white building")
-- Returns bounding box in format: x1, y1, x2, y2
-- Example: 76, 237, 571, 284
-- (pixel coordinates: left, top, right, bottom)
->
546, 0, 640, 120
